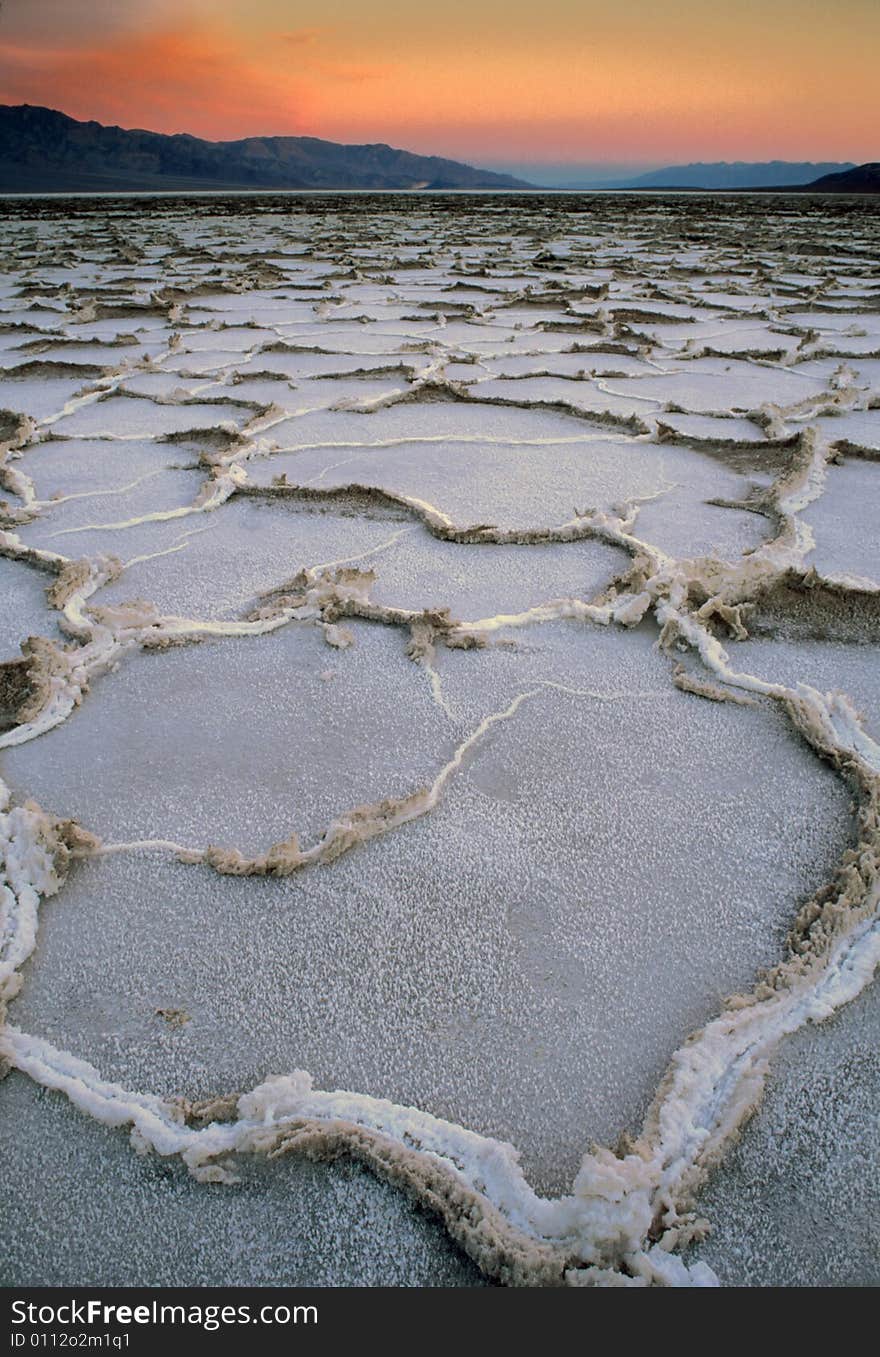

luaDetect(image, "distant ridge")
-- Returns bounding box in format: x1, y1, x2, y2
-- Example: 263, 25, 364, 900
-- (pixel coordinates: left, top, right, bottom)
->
0, 105, 533, 193
620, 160, 856, 190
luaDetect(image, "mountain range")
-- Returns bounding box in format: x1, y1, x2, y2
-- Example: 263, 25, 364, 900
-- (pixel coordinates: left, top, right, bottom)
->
0, 105, 529, 193
620, 160, 856, 190
619, 161, 878, 193
0, 106, 875, 194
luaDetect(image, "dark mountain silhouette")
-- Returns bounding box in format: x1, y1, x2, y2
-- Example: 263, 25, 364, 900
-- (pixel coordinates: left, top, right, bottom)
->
0, 105, 532, 193
797, 163, 880, 193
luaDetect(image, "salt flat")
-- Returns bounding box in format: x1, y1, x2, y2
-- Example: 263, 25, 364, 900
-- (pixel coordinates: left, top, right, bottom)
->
1, 191, 878, 1288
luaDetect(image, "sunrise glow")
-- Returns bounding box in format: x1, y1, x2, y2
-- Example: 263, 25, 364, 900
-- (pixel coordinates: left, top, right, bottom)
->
1, 0, 876, 169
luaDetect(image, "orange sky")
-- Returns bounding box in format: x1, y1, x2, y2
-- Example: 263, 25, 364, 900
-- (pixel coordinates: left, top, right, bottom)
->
0, 0, 876, 166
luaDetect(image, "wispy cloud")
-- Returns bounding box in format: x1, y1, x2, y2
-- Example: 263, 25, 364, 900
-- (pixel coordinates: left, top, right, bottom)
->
278, 29, 322, 46
0, 25, 315, 137
311, 60, 392, 84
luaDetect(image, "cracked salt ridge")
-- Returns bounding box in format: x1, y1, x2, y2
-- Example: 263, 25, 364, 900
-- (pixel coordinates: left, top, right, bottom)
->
237, 351, 422, 381
250, 435, 767, 562
811, 410, 880, 456
3, 622, 853, 1200
182, 327, 283, 354
653, 412, 774, 446
804, 355, 880, 390
791, 334, 880, 362
161, 350, 286, 379
250, 439, 647, 533
5, 342, 142, 368
364, 533, 627, 623
729, 637, 880, 743
674, 325, 804, 361
48, 396, 254, 441
461, 376, 657, 423
256, 396, 646, 444
0, 1075, 486, 1287
87, 500, 627, 625
1, 621, 452, 855
243, 375, 414, 416
117, 372, 222, 400
603, 362, 832, 414
688, 978, 880, 1286
90, 501, 407, 620
481, 354, 662, 379
622, 483, 768, 563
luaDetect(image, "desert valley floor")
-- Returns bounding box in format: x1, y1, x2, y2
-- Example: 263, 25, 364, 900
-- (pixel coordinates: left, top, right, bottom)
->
0, 192, 878, 1286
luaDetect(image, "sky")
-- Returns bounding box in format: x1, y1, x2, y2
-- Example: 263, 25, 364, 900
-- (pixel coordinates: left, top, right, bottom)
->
0, 1, 876, 177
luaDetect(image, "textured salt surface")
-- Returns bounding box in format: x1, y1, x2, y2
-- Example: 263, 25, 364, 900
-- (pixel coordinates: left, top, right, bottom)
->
1, 193, 878, 1288
19, 437, 187, 503
0, 557, 57, 657
2, 621, 454, 852
802, 458, 880, 584
6, 624, 851, 1195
